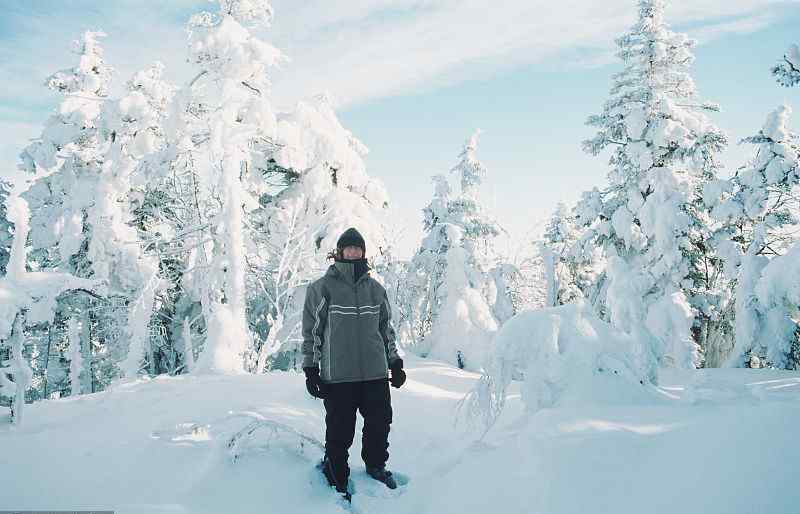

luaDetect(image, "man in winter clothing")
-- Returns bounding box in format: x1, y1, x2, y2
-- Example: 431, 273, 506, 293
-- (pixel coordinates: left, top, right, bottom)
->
302, 227, 406, 498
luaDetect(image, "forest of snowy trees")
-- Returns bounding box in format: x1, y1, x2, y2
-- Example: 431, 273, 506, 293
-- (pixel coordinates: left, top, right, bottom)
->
1, 0, 799, 426
540, 1, 800, 373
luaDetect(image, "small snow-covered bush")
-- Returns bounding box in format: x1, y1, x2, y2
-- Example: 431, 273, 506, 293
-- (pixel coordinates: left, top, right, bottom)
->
459, 302, 659, 436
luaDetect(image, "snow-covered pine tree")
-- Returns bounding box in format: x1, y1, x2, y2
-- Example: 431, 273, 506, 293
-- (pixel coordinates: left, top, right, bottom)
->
710, 105, 800, 368
539, 202, 601, 307
20, 30, 112, 273
270, 94, 392, 260
183, 0, 284, 374
772, 44, 800, 88
131, 69, 217, 377
0, 315, 31, 425
417, 132, 503, 369
115, 62, 185, 375
0, 196, 98, 424
0, 179, 12, 276
448, 130, 503, 270
450, 131, 514, 327
90, 62, 182, 379
19, 31, 119, 394
582, 0, 728, 369
426, 224, 498, 370
403, 174, 453, 354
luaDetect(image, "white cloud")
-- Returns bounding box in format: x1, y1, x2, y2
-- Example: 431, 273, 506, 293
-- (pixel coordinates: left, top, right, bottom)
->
2, 1, 793, 112
265, 0, 795, 108
687, 10, 779, 43
0, 0, 795, 185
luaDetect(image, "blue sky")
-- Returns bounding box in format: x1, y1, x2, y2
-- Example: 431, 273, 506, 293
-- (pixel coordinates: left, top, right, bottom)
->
1, 0, 799, 258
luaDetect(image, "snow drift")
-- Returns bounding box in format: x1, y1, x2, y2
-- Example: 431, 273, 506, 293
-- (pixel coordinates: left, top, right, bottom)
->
460, 301, 660, 434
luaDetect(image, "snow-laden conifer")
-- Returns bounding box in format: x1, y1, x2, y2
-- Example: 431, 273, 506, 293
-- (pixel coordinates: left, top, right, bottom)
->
539, 202, 603, 308
20, 30, 112, 271
772, 44, 800, 88
17, 31, 124, 392
582, 0, 727, 368
409, 133, 504, 369
402, 174, 453, 353
0, 179, 12, 276
1, 197, 98, 424
709, 105, 800, 368
183, 0, 284, 374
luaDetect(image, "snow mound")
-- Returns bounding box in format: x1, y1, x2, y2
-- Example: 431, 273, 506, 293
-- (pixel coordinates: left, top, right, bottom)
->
460, 302, 660, 434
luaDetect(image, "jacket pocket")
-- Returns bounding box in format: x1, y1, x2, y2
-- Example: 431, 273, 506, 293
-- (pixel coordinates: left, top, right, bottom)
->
363, 318, 388, 377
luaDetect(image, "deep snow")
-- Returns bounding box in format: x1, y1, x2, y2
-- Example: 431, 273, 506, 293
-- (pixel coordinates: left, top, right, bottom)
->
2, 356, 799, 514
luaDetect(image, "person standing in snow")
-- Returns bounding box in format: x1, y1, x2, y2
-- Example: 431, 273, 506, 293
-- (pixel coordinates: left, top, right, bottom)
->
301, 227, 406, 497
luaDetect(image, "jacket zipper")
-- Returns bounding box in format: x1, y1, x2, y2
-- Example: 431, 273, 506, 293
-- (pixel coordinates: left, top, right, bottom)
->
355, 278, 363, 379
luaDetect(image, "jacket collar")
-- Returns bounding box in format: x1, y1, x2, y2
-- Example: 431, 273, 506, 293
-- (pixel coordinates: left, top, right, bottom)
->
329, 260, 370, 285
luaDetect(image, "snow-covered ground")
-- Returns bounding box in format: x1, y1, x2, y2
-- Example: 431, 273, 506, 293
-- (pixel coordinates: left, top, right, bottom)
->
2, 356, 799, 514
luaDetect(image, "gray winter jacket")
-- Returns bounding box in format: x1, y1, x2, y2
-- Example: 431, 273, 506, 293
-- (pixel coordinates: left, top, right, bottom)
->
301, 260, 401, 384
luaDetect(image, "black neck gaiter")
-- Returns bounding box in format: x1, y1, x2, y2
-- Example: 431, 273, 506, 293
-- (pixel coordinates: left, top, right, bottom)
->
336, 257, 369, 283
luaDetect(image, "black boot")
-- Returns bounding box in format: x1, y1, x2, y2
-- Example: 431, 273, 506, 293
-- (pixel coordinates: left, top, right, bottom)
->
320, 456, 351, 501
366, 465, 397, 489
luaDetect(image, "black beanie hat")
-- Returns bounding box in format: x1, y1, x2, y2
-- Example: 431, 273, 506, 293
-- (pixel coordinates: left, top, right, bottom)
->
337, 227, 366, 254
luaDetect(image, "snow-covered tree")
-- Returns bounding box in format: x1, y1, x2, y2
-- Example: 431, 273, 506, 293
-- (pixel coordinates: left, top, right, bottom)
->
582, 0, 728, 369
181, 0, 285, 374
448, 131, 503, 270
18, 31, 182, 390
486, 263, 517, 324
539, 202, 602, 308
458, 302, 658, 437
0, 315, 31, 426
426, 225, 499, 370
20, 30, 112, 272
130, 79, 215, 377
249, 197, 315, 372
710, 105, 800, 368
0, 179, 12, 276
772, 44, 800, 88
18, 31, 121, 394
403, 174, 453, 352
504, 240, 548, 315
448, 131, 513, 330
90, 62, 181, 379
750, 243, 800, 369
113, 62, 184, 376
266, 94, 392, 263
408, 133, 505, 369
249, 93, 394, 368
1, 196, 98, 424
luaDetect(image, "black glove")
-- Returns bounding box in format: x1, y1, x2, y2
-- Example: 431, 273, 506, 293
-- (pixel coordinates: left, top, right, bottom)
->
304, 367, 326, 399
389, 359, 406, 389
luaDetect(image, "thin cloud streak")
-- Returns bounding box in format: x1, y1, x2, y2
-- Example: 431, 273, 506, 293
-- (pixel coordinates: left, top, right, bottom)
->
1, 1, 795, 111
266, 0, 796, 107
0, 0, 796, 186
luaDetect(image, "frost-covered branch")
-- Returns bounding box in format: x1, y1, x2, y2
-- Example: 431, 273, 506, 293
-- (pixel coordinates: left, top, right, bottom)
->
772, 44, 800, 88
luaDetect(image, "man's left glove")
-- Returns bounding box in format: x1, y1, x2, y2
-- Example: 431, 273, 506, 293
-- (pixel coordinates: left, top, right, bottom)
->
389, 358, 406, 389
303, 366, 326, 399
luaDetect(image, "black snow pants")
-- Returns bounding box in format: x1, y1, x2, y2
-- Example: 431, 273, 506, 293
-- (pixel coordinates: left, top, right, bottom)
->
323, 378, 392, 487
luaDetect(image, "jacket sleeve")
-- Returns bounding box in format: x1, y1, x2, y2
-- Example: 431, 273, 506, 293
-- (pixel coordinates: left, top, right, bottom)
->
379, 287, 401, 366
301, 281, 328, 369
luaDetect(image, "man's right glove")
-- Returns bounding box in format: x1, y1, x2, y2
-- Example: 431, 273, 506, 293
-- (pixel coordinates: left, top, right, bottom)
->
389, 358, 406, 389
303, 366, 326, 399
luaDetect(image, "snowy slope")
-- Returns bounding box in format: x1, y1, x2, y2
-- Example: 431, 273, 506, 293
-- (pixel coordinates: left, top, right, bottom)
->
2, 357, 799, 514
